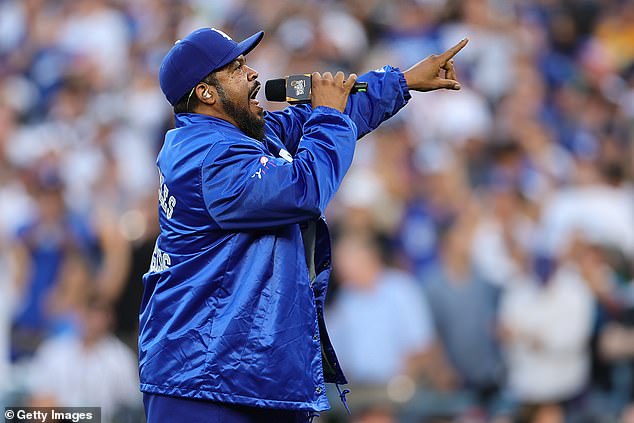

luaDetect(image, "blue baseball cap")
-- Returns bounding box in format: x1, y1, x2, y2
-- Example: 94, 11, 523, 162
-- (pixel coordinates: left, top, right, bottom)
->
159, 28, 264, 106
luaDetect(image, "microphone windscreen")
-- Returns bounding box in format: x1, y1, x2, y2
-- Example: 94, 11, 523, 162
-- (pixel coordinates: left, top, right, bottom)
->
265, 78, 287, 102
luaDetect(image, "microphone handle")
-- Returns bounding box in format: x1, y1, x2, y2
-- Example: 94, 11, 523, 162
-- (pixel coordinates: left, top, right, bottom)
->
280, 75, 368, 104
351, 82, 368, 93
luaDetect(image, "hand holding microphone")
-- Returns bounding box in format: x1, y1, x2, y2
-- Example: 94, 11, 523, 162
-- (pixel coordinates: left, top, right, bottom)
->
310, 72, 358, 112
265, 72, 365, 109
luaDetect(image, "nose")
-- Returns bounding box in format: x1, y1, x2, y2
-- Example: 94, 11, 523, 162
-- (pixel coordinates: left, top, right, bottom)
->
246, 65, 258, 81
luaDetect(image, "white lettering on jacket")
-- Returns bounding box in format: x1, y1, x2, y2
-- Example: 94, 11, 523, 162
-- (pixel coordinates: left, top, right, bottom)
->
150, 241, 171, 272
158, 169, 176, 219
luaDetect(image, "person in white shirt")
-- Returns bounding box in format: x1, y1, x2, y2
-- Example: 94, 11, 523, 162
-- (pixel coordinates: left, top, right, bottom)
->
499, 254, 594, 421
27, 287, 141, 422
540, 162, 634, 258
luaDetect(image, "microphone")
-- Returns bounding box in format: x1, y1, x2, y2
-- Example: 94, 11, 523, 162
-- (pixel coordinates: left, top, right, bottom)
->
265, 74, 368, 104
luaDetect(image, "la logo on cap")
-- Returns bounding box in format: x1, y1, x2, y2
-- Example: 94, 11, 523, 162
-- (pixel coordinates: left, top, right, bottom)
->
211, 28, 232, 41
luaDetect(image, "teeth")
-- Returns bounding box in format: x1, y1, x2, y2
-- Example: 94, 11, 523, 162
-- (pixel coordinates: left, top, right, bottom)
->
250, 85, 260, 99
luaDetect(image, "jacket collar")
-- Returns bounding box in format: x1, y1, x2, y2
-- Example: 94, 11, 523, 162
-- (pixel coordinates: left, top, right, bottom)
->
174, 113, 241, 133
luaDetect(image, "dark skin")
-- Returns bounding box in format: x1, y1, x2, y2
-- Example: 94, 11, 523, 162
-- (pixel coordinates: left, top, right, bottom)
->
402, 38, 469, 91
193, 55, 262, 127
192, 37, 469, 129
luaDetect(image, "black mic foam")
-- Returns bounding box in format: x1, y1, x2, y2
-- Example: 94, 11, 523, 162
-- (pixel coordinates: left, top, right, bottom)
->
264, 78, 287, 102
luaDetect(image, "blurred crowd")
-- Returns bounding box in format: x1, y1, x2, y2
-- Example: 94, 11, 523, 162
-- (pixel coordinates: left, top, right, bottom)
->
0, 0, 632, 422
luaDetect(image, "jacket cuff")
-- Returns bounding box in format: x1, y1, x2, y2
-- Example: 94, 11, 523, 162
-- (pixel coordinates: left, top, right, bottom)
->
393, 67, 412, 102
313, 105, 345, 115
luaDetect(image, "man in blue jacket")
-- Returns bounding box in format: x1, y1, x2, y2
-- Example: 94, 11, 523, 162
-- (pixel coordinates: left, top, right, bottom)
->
140, 27, 467, 422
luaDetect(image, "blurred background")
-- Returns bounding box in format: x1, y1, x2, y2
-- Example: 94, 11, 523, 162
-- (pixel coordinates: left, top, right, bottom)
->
0, 0, 633, 422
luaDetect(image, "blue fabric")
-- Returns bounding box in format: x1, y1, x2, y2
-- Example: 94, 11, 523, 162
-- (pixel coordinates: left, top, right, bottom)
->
13, 213, 96, 331
395, 200, 443, 278
159, 28, 264, 105
143, 393, 310, 423
139, 66, 410, 412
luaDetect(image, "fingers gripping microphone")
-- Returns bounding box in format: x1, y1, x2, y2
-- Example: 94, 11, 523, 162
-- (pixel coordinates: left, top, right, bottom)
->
265, 74, 368, 104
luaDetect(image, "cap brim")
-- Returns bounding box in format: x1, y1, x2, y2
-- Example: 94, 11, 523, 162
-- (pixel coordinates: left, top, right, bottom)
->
217, 31, 264, 70
238, 31, 264, 57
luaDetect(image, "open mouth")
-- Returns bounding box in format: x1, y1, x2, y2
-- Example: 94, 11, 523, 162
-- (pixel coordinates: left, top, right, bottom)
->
250, 84, 261, 101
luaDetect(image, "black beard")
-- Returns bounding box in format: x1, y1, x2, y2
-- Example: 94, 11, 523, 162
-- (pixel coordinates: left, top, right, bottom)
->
217, 86, 265, 141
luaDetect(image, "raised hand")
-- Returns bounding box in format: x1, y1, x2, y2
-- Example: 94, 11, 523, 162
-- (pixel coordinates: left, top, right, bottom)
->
402, 38, 469, 92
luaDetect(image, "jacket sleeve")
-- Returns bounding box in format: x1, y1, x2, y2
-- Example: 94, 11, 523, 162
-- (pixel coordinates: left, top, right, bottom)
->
343, 65, 411, 139
264, 105, 313, 155
264, 66, 410, 150
201, 107, 357, 230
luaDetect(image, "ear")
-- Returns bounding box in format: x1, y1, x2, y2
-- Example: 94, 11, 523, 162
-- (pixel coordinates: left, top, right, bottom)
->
195, 83, 216, 105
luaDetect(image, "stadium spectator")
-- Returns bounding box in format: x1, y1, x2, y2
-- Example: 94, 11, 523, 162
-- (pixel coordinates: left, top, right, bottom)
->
327, 231, 436, 385
10, 168, 96, 360
27, 287, 142, 422
326, 230, 460, 419
499, 252, 595, 422
423, 208, 505, 417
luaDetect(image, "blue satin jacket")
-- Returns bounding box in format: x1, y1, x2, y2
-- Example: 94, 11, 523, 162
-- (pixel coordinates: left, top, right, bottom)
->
139, 66, 411, 411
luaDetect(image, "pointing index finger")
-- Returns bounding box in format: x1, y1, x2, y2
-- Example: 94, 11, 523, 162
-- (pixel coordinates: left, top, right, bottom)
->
440, 38, 469, 63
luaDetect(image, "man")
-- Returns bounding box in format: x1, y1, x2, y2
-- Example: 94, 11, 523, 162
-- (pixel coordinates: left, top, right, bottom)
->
499, 253, 594, 422
28, 287, 142, 421
140, 27, 467, 422
326, 231, 436, 385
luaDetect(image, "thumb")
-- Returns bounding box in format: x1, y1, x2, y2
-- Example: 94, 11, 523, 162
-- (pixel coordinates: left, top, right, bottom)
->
435, 78, 462, 90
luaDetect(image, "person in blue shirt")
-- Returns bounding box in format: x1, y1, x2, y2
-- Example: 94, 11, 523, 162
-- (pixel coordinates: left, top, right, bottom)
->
140, 27, 468, 423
